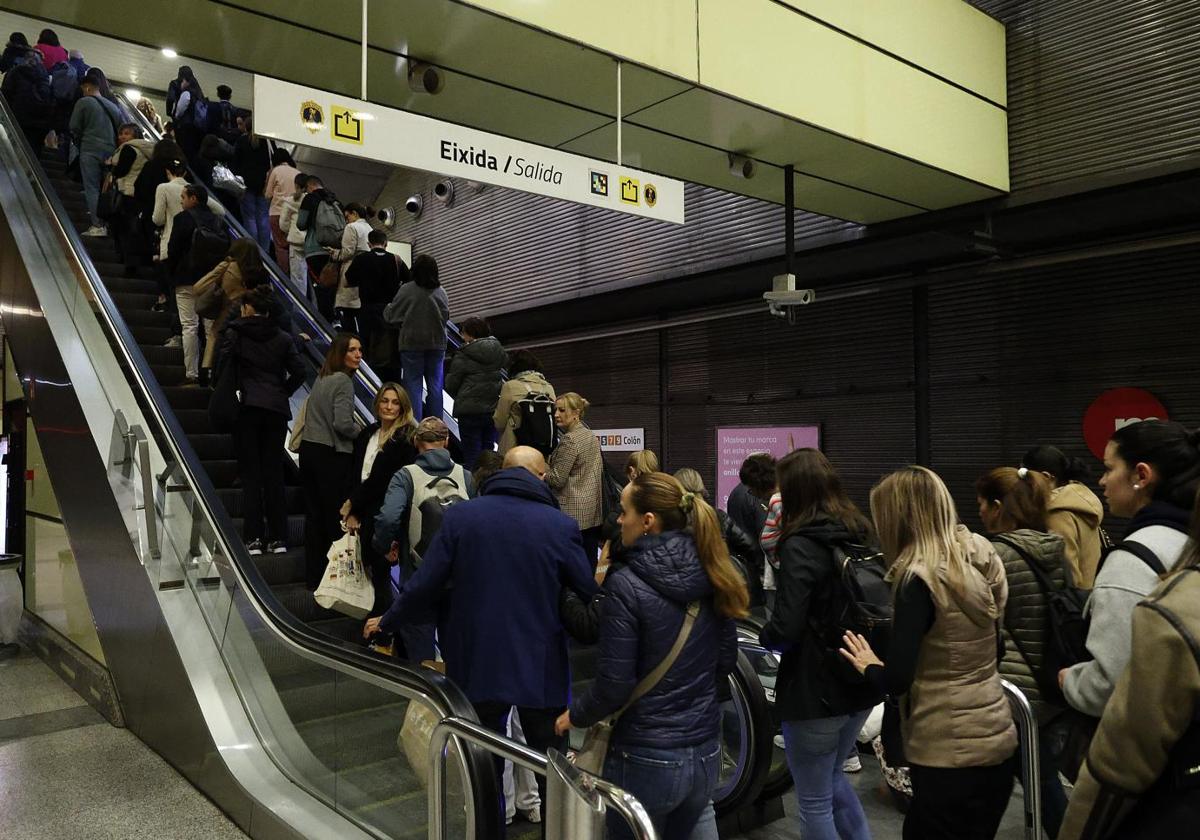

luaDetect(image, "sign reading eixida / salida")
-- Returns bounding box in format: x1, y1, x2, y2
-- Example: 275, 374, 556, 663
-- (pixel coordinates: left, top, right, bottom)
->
440, 140, 563, 185
253, 75, 683, 224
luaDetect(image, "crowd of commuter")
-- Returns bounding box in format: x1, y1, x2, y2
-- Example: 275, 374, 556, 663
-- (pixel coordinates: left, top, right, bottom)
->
7, 33, 1200, 840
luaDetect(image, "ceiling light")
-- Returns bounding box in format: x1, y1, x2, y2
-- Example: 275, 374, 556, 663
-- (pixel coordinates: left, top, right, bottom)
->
125, 88, 142, 101
161, 47, 178, 59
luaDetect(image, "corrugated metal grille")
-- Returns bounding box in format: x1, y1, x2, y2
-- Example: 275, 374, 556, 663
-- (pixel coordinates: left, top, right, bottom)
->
375, 169, 851, 319
928, 244, 1200, 532
972, 0, 1200, 191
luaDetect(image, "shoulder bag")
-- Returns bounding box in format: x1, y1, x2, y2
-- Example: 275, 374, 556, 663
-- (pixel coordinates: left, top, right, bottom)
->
573, 600, 700, 775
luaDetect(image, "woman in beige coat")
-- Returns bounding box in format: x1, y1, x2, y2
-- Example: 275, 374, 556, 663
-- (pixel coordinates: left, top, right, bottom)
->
1021, 445, 1105, 587
195, 238, 266, 370
493, 348, 556, 454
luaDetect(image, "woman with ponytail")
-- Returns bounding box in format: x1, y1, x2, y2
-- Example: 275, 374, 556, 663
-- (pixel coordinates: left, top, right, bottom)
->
1021, 444, 1105, 587
840, 466, 1017, 840
976, 466, 1072, 837
556, 471, 748, 840
1058, 420, 1200, 719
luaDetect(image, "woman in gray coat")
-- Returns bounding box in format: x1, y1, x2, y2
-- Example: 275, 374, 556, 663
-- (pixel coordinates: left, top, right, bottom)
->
384, 254, 449, 422
300, 334, 362, 588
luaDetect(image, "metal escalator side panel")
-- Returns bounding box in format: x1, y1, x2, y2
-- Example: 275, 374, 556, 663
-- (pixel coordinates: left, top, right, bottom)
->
713, 650, 774, 817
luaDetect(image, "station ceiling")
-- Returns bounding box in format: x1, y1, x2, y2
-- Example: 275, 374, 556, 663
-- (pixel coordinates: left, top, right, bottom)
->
1, 0, 1009, 225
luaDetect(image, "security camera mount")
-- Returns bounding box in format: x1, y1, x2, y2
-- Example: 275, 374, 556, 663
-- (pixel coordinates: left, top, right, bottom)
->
764, 274, 816, 325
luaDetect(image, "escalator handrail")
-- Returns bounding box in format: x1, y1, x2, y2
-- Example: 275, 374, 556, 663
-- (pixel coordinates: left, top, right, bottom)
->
0, 92, 502, 838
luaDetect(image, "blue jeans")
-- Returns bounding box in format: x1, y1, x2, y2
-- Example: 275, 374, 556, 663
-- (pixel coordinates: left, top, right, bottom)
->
458, 414, 497, 471
240, 193, 271, 253
603, 738, 721, 840
781, 710, 872, 840
79, 150, 107, 225
401, 350, 445, 422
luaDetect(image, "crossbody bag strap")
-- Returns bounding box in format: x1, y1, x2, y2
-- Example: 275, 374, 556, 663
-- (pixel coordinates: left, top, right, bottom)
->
993, 534, 1061, 594
607, 600, 700, 722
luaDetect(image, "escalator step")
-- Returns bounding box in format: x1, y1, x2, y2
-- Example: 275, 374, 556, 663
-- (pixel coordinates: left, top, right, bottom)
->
96, 273, 159, 296
163, 386, 212, 410
216, 485, 304, 518
276, 667, 404, 724
175, 409, 213, 435
188, 433, 235, 460
273, 582, 342, 624
232, 514, 305, 549
140, 344, 185, 366
200, 459, 239, 487
150, 363, 187, 386
308, 616, 366, 645
130, 324, 173, 345
111, 290, 160, 310
251, 548, 306, 586
122, 309, 171, 328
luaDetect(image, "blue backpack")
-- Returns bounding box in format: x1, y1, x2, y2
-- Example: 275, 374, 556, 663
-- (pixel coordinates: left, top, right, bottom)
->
190, 96, 210, 130
49, 61, 78, 103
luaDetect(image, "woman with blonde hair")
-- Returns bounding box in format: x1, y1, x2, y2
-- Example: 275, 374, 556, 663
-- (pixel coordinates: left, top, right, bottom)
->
674, 467, 757, 584
557, 471, 749, 840
840, 466, 1017, 840
626, 449, 659, 481
342, 384, 419, 629
547, 392, 604, 564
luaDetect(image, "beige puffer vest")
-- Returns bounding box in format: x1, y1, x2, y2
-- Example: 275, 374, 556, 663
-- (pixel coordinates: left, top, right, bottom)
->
901, 527, 1019, 768
114, 139, 155, 197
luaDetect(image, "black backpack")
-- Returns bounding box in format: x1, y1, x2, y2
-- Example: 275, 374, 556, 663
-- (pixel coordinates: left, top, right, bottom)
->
993, 534, 1090, 696
184, 210, 230, 278
210, 100, 239, 143
513, 391, 557, 455
808, 539, 893, 684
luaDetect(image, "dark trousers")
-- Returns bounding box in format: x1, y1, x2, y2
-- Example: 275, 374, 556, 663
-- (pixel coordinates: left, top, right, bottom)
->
474, 703, 566, 839
236, 407, 289, 543
581, 526, 604, 573
299, 440, 352, 589
359, 520, 395, 619
359, 304, 400, 382
458, 414, 497, 471
905, 756, 1017, 840
307, 255, 335, 321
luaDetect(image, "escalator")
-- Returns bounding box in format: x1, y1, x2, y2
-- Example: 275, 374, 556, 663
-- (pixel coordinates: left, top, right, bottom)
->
0, 93, 500, 839
1, 83, 783, 837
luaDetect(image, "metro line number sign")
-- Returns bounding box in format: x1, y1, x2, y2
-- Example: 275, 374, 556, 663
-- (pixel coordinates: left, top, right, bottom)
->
253, 76, 684, 224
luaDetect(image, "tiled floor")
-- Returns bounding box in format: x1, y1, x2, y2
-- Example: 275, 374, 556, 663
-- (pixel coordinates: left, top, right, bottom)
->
0, 647, 249, 840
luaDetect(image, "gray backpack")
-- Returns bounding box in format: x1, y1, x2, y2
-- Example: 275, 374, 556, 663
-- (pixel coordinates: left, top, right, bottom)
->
404, 463, 468, 568
314, 199, 345, 247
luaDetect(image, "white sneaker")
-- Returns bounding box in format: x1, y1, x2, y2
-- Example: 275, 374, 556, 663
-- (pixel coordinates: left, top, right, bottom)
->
521, 806, 541, 824
773, 734, 786, 750
163, 335, 183, 348
842, 754, 863, 773
82, 225, 107, 237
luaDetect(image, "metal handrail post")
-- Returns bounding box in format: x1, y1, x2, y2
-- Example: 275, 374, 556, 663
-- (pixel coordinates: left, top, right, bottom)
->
131, 425, 160, 560
1001, 680, 1042, 839
429, 716, 659, 840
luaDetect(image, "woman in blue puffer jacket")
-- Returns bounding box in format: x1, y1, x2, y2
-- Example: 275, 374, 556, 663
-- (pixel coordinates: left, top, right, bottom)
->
556, 471, 750, 840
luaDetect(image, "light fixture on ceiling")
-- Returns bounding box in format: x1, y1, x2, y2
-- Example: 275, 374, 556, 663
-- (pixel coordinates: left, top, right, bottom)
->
407, 61, 445, 95
161, 47, 178, 59
404, 194, 423, 217
125, 88, 142, 102
728, 153, 757, 179
432, 179, 455, 207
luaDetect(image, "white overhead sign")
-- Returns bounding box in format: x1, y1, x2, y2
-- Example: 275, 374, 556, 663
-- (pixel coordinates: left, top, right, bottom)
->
593, 428, 646, 452
252, 76, 685, 224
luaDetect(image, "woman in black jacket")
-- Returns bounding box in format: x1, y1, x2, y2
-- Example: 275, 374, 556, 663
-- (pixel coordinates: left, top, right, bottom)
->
232, 116, 273, 253
444, 316, 504, 470
557, 472, 749, 840
216, 287, 305, 554
341, 383, 418, 631
757, 448, 881, 840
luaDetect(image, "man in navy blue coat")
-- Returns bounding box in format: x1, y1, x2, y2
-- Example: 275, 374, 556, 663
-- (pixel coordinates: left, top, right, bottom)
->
365, 446, 598, 816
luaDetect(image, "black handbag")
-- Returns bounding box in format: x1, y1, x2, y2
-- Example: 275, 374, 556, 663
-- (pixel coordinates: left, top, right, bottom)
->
208, 337, 241, 433
96, 183, 122, 222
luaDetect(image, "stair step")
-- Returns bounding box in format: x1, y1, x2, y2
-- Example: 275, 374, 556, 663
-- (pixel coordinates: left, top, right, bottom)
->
130, 324, 173, 345
112, 290, 160, 310
233, 514, 305, 550
199, 459, 239, 487
162, 385, 212, 411
122, 308, 172, 327
250, 548, 306, 586
188, 433, 235, 461
273, 581, 343, 623
140, 344, 185, 366
216, 485, 304, 518
150, 363, 187, 386
96, 273, 159, 295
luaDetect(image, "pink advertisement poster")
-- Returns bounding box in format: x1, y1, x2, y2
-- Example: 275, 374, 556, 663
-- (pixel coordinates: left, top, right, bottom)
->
715, 426, 821, 510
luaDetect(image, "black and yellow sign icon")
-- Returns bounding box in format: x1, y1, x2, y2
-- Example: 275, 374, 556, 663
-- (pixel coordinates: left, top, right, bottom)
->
619, 176, 639, 205
301, 100, 323, 134
331, 105, 364, 145
644, 183, 658, 208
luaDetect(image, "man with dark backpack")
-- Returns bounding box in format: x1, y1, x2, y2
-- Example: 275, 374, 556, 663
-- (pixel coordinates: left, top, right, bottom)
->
167, 184, 230, 384
208, 85, 240, 144
372, 418, 475, 662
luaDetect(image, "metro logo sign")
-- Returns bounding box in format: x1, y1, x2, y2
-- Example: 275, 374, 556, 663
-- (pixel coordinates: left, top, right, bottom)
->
1082, 388, 1169, 459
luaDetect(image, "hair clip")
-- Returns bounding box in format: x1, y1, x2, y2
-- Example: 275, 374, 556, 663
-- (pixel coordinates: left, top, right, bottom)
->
1017, 467, 1029, 479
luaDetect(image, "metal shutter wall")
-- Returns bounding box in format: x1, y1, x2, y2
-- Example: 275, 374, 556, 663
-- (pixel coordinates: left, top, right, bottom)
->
972, 0, 1200, 191
536, 332, 663, 472
374, 169, 851, 320
928, 244, 1200, 533
662, 292, 915, 509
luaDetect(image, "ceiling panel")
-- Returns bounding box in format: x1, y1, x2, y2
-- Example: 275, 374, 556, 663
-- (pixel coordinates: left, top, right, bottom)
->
631, 89, 1002, 210
561, 123, 923, 224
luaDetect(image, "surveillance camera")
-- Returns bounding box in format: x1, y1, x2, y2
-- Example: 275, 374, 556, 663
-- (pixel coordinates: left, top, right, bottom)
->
408, 61, 445, 95
377, 207, 396, 228
433, 179, 455, 206
729, 154, 756, 180
405, 194, 423, 217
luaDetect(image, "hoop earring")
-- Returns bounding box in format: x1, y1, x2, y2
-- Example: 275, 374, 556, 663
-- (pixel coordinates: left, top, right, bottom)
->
1132, 484, 1141, 490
